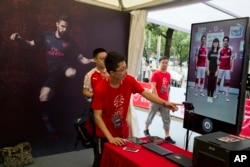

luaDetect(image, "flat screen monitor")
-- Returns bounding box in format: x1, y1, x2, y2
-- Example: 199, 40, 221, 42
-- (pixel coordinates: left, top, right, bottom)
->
183, 17, 250, 135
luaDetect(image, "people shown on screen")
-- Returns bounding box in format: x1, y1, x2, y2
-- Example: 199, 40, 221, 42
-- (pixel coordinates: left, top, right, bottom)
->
214, 36, 235, 102
142, 60, 151, 83
206, 38, 220, 103
144, 56, 176, 144
83, 48, 108, 102
91, 52, 179, 167
10, 14, 93, 139
194, 35, 208, 96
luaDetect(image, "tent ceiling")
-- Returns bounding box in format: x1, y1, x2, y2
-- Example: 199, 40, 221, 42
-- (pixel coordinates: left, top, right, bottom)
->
75, 0, 250, 33
75, 0, 176, 11
147, 0, 250, 33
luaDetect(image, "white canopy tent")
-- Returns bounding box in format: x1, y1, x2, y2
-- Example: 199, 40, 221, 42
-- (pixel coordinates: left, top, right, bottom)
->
76, 0, 250, 33
147, 0, 250, 33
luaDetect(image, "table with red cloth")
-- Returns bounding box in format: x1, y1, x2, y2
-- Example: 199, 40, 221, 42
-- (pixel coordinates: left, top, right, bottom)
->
100, 138, 192, 167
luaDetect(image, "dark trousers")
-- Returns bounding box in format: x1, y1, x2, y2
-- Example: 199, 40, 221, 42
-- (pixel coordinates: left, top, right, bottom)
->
92, 137, 108, 167
40, 101, 54, 134
143, 78, 149, 83
207, 73, 217, 97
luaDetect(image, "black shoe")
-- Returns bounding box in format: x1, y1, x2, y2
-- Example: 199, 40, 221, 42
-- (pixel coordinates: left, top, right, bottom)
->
144, 130, 150, 136
165, 136, 176, 144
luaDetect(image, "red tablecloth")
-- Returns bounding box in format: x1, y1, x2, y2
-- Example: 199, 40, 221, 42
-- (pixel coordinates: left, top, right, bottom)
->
240, 99, 250, 138
100, 138, 192, 167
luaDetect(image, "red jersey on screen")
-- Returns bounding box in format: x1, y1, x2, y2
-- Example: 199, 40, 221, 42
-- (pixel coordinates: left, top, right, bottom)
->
196, 46, 207, 67
91, 75, 144, 138
219, 47, 232, 70
151, 70, 171, 101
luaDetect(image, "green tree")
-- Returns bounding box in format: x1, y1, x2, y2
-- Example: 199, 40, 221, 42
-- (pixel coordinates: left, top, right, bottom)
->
145, 23, 162, 60
145, 23, 173, 59
171, 31, 190, 66
145, 23, 190, 65
164, 28, 174, 58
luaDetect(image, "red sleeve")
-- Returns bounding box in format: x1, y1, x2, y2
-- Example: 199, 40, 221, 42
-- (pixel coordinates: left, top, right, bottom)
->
151, 71, 158, 83
91, 80, 106, 110
128, 75, 144, 94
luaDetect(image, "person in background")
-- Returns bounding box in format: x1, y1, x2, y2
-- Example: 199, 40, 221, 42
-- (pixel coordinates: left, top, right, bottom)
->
144, 56, 176, 144
180, 68, 188, 89
83, 48, 108, 101
214, 36, 235, 102
194, 35, 207, 96
206, 38, 220, 103
83, 48, 108, 167
91, 52, 180, 167
142, 60, 151, 83
10, 14, 93, 139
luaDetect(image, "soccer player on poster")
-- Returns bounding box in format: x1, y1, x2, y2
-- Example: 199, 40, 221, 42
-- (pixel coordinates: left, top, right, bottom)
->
10, 14, 93, 139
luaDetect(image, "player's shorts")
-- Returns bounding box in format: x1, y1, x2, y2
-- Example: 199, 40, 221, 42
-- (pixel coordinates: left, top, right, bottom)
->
43, 64, 70, 90
196, 66, 206, 78
217, 69, 231, 80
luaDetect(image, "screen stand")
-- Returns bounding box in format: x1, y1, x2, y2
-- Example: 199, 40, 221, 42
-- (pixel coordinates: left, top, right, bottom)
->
185, 129, 189, 150
185, 110, 193, 151
183, 102, 194, 151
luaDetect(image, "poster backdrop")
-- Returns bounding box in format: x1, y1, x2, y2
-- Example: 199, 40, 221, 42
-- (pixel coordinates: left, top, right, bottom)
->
0, 0, 130, 156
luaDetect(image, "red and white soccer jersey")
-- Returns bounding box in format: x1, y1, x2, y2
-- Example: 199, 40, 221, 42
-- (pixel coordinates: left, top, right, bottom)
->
196, 46, 207, 67
219, 47, 232, 70
83, 67, 108, 93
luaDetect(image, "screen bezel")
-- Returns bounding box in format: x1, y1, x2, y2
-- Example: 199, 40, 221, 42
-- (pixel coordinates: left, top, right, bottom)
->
183, 17, 250, 135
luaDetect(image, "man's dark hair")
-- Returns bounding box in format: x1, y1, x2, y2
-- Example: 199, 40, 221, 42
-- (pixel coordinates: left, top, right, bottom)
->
209, 38, 220, 53
223, 36, 229, 41
159, 56, 169, 63
93, 48, 107, 58
201, 35, 206, 40
57, 14, 70, 23
105, 51, 126, 73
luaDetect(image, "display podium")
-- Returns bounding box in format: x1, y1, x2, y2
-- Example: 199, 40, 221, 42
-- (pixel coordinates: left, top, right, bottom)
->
193, 131, 250, 167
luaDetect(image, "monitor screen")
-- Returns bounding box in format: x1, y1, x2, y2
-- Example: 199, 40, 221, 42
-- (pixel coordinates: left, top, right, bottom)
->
183, 17, 250, 135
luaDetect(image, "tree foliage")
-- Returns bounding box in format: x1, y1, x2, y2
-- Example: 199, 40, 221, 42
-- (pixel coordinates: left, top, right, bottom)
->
144, 23, 190, 65
171, 31, 190, 65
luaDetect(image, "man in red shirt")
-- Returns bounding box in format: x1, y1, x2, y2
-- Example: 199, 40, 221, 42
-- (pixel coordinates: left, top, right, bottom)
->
144, 56, 176, 144
195, 35, 207, 96
214, 36, 234, 102
91, 52, 179, 167
83, 48, 108, 101
83, 48, 108, 167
